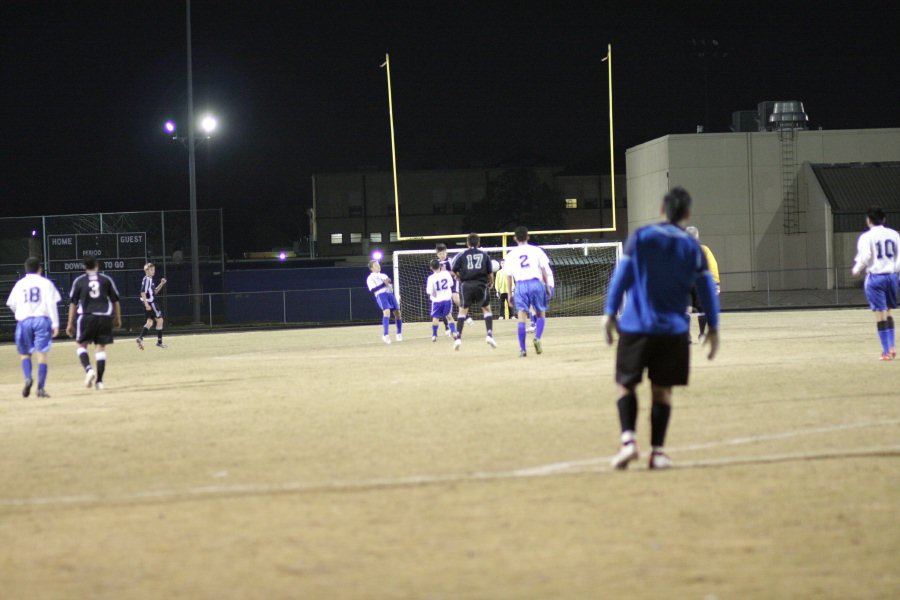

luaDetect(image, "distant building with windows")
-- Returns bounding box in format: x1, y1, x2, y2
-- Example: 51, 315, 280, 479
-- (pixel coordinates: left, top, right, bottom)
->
311, 162, 626, 257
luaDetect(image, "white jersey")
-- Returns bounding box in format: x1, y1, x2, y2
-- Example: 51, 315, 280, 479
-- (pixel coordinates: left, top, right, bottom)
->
426, 271, 455, 302
852, 225, 900, 276
505, 243, 553, 283
366, 272, 393, 296
6, 273, 62, 328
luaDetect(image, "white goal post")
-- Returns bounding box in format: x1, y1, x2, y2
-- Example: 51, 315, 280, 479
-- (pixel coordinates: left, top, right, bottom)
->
393, 242, 623, 322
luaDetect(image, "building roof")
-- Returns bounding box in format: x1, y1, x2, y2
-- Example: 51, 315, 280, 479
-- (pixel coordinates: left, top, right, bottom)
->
812, 162, 900, 214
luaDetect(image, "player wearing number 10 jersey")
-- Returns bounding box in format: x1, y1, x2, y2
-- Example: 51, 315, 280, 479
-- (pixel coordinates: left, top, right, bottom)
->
851, 206, 900, 360
66, 256, 122, 390
6, 257, 62, 398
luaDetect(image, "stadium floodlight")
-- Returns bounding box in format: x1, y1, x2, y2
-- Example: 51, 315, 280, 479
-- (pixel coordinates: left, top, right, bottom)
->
200, 115, 217, 135
165, 121, 177, 134
31, 229, 37, 237
371, 250, 384, 261
278, 252, 287, 261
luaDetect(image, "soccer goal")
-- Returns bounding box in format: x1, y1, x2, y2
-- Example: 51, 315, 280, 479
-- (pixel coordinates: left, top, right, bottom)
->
393, 242, 623, 322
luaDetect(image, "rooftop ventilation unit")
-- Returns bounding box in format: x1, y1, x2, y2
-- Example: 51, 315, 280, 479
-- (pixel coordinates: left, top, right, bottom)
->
767, 101, 809, 131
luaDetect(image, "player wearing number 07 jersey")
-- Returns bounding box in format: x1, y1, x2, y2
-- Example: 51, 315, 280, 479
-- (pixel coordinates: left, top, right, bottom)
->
851, 206, 900, 360
66, 256, 122, 390
504, 226, 554, 357
426, 259, 458, 341
6, 257, 62, 398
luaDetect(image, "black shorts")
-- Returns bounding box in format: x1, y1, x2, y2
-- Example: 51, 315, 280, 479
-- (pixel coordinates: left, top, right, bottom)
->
690, 287, 703, 313
460, 281, 491, 309
76, 314, 115, 346
144, 302, 163, 320
615, 332, 689, 387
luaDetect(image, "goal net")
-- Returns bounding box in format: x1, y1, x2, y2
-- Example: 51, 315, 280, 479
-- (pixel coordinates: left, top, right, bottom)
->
393, 242, 622, 322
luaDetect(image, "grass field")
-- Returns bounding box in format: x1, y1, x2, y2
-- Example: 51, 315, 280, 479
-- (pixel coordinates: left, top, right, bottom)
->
1, 309, 898, 599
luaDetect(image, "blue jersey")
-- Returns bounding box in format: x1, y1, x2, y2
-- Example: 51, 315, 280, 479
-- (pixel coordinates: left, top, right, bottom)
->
605, 222, 719, 335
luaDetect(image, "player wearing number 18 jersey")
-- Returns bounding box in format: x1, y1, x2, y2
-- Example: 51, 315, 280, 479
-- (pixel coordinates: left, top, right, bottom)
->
6, 257, 62, 398
851, 206, 900, 360
66, 257, 122, 390
451, 233, 496, 350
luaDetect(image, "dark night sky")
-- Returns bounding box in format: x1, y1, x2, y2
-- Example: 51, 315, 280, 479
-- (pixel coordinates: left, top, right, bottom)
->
2, 1, 898, 252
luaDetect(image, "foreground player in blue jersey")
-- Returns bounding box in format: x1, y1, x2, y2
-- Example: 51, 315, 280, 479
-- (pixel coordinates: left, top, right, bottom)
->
603, 187, 720, 470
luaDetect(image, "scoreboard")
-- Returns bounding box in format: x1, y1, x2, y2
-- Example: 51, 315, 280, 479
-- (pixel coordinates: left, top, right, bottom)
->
48, 232, 147, 273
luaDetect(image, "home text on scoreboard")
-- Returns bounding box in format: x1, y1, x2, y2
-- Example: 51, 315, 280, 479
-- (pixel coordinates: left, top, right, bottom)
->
47, 232, 147, 272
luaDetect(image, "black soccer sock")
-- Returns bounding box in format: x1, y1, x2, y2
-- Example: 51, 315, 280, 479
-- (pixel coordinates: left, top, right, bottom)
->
140, 327, 149, 339
616, 393, 638, 434
95, 351, 106, 383
698, 314, 707, 335
77, 348, 91, 371
157, 328, 163, 342
441, 316, 449, 331
484, 315, 493, 337
650, 402, 672, 448
456, 318, 465, 338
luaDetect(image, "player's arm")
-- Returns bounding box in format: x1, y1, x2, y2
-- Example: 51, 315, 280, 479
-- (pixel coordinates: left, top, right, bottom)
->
65, 303, 76, 338
695, 272, 720, 359
155, 278, 167, 293
113, 301, 122, 329
140, 283, 150, 307
851, 236, 871, 276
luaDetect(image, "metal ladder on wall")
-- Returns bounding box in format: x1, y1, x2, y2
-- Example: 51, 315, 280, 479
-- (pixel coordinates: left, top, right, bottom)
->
778, 126, 802, 234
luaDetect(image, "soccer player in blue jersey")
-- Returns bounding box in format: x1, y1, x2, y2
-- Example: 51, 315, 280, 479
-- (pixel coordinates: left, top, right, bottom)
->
426, 259, 457, 341
851, 206, 900, 360
603, 187, 720, 470
6, 257, 62, 398
367, 260, 402, 344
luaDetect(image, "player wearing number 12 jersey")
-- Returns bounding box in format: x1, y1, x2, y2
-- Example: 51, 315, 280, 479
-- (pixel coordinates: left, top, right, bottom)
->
6, 257, 62, 398
425, 259, 457, 342
66, 256, 122, 390
851, 206, 900, 360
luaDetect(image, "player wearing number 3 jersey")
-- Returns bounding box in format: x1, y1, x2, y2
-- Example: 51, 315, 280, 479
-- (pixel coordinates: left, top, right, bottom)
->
851, 206, 900, 360
66, 256, 122, 390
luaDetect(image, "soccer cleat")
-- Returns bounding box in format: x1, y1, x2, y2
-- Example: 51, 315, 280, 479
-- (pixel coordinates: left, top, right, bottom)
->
95, 382, 105, 391
382, 335, 391, 345
533, 338, 543, 354
395, 334, 403, 342
648, 450, 673, 470
697, 333, 706, 344
23, 378, 33, 398
610, 441, 640, 470
519, 350, 527, 358
454, 338, 462, 351
156, 341, 167, 349
880, 352, 893, 361
84, 369, 96, 389
135, 337, 144, 351
526, 325, 536, 333
486, 336, 497, 348
444, 329, 452, 337
891, 347, 897, 360
431, 335, 438, 342
36, 389, 50, 398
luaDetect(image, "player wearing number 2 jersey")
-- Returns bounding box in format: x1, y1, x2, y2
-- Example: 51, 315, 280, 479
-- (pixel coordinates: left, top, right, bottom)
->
6, 257, 62, 398
851, 206, 900, 360
66, 256, 122, 390
504, 226, 554, 357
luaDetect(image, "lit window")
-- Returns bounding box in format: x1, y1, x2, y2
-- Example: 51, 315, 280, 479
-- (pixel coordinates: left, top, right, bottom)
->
350, 233, 362, 243
330, 233, 343, 245
389, 232, 399, 242
370, 232, 382, 243
565, 198, 578, 209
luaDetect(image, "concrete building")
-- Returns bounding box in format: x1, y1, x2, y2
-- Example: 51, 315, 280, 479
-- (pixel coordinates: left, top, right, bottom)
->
311, 165, 626, 257
625, 127, 900, 293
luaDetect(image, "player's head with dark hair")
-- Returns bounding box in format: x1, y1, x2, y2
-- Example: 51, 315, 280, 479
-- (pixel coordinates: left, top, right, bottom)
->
429, 258, 440, 271
24, 256, 41, 273
435, 243, 447, 253
467, 233, 480, 248
663, 186, 692, 223
514, 226, 529, 242
83, 256, 98, 271
867, 206, 886, 226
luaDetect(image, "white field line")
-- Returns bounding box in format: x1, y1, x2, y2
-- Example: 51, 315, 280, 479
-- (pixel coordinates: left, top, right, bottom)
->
1, 421, 898, 509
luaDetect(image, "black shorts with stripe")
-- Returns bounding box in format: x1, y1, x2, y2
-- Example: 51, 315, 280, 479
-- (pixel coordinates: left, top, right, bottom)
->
76, 314, 115, 346
144, 302, 163, 320
615, 332, 689, 387
460, 281, 491, 309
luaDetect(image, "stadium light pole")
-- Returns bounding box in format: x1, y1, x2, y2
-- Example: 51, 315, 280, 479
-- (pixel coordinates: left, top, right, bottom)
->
185, 0, 202, 324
